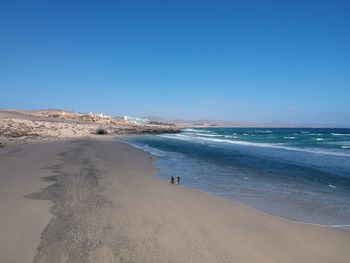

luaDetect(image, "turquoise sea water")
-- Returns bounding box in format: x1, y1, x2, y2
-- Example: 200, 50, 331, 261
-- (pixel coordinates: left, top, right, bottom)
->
118, 128, 350, 229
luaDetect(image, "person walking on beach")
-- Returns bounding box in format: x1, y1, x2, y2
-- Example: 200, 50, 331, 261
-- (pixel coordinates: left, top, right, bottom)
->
170, 176, 175, 184
176, 176, 180, 185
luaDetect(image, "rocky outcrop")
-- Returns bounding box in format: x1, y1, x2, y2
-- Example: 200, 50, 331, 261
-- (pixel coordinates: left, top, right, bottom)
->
0, 110, 181, 146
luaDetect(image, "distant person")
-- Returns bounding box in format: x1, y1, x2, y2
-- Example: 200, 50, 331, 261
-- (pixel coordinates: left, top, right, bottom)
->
176, 176, 180, 185
149, 156, 153, 161
171, 176, 175, 184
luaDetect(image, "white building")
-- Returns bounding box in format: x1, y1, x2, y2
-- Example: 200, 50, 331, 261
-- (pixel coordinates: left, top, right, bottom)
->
89, 112, 112, 119
122, 116, 149, 125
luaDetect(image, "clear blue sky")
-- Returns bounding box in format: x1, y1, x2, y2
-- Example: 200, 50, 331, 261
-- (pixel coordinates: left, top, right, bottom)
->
1, 0, 349, 126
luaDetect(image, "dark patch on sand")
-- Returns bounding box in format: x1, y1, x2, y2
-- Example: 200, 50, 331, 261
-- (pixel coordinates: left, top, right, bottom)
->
25, 140, 123, 263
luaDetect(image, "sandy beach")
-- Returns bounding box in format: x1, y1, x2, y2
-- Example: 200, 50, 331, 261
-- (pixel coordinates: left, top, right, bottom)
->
2, 0, 349, 261
1, 138, 350, 263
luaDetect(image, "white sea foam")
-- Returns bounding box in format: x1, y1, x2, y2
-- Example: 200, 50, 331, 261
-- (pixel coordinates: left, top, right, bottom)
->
144, 146, 166, 156
118, 140, 166, 157
255, 130, 272, 133
194, 133, 220, 137
197, 137, 231, 143
198, 129, 212, 133
224, 135, 238, 139
331, 133, 350, 136
284, 136, 296, 139
194, 137, 350, 157
183, 128, 211, 133
158, 134, 191, 141
316, 138, 324, 141
328, 184, 337, 188
182, 128, 197, 132
158, 133, 350, 157
198, 137, 282, 148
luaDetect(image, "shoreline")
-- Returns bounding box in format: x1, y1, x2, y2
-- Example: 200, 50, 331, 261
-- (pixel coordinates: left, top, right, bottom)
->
145, 159, 350, 232
120, 138, 350, 234
1, 138, 350, 262
119, 131, 350, 229
117, 137, 350, 232
174, 182, 350, 232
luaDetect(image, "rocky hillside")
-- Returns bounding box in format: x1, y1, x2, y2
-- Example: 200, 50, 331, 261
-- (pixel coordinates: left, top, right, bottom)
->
0, 109, 180, 147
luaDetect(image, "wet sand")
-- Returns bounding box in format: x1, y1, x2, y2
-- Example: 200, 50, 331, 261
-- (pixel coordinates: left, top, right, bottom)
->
0, 138, 350, 262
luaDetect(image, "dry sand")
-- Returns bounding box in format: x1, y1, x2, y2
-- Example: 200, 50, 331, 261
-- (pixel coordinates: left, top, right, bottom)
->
1, 138, 350, 263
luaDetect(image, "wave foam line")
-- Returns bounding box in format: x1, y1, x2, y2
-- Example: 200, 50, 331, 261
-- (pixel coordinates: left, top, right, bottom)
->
255, 130, 272, 133
161, 134, 350, 157
182, 128, 211, 133
200, 137, 350, 157
332, 133, 350, 136
116, 139, 166, 157
188, 133, 220, 137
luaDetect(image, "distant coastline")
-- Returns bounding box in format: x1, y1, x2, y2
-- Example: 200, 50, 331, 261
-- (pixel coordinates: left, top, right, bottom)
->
145, 116, 350, 129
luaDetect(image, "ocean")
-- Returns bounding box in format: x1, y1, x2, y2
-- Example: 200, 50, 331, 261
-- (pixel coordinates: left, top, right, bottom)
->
118, 128, 350, 229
